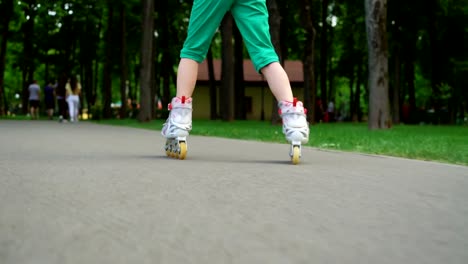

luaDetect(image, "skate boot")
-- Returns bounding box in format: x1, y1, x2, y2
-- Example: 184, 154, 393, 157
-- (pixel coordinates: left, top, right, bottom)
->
161, 96, 192, 159
278, 98, 310, 165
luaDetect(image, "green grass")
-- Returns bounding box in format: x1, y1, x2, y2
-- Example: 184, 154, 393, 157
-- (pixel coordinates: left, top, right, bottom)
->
93, 119, 468, 166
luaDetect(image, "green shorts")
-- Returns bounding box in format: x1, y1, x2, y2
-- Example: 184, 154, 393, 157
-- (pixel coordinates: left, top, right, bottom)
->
180, 0, 279, 72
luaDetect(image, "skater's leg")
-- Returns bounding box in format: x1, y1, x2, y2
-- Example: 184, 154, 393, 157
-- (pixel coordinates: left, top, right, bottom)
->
163, 0, 234, 159
177, 0, 232, 97
176, 58, 199, 98
180, 0, 232, 63
231, 0, 292, 102
233, 0, 308, 163
261, 62, 294, 102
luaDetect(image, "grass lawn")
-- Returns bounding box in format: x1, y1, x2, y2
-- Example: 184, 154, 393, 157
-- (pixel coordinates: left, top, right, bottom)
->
93, 118, 468, 166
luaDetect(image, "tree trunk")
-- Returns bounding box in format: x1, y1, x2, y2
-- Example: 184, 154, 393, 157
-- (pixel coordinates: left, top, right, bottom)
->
300, 0, 317, 124
365, 0, 391, 129
102, 4, 114, 119
119, 5, 128, 119
220, 13, 234, 122
138, 0, 154, 122
404, 55, 416, 121
0, 0, 14, 115
91, 16, 103, 107
267, 0, 282, 125
353, 61, 363, 122
427, 0, 441, 99
320, 0, 329, 106
22, 1, 36, 114
207, 48, 217, 120
234, 23, 245, 120
392, 45, 401, 124
349, 65, 355, 121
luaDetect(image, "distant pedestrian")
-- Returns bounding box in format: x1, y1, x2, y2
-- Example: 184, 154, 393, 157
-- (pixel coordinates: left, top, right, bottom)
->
327, 100, 335, 122
66, 76, 81, 122
44, 80, 56, 120
56, 75, 68, 122
28, 80, 41, 120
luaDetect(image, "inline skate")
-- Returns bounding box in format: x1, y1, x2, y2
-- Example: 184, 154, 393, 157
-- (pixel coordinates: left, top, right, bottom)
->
278, 98, 310, 164
161, 96, 192, 159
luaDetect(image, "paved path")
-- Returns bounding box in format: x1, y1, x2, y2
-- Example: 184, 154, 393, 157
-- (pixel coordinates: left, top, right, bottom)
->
1, 120, 467, 264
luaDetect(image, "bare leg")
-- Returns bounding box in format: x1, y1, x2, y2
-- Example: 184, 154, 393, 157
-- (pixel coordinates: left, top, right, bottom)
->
261, 62, 294, 102
47, 109, 53, 119
176, 58, 199, 98
30, 107, 35, 119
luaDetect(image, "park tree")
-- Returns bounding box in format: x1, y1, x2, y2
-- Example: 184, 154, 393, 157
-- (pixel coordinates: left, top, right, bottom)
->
233, 22, 245, 120
0, 0, 466, 124
220, 13, 235, 122
0, 0, 14, 115
320, 0, 329, 107
299, 0, 318, 123
365, 0, 391, 129
102, 2, 114, 119
119, 2, 128, 119
335, 0, 367, 122
138, 0, 154, 122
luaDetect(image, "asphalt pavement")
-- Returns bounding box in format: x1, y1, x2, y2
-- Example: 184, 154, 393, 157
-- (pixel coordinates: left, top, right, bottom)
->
1, 120, 467, 264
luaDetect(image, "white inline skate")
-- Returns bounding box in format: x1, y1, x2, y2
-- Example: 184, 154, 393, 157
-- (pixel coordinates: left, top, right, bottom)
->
279, 98, 310, 164
161, 96, 192, 159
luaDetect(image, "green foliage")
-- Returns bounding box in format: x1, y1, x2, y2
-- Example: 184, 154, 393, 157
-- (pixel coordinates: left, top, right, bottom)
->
0, 0, 467, 122
90, 102, 103, 120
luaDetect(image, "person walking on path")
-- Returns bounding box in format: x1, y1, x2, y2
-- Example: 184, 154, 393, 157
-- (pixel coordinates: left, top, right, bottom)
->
65, 77, 81, 123
44, 80, 56, 120
56, 76, 68, 122
161, 0, 309, 164
28, 80, 41, 120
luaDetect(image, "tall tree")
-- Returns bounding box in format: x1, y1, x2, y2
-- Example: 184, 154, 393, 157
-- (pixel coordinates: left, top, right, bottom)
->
138, 0, 154, 122
21, 0, 37, 114
233, 23, 245, 120
300, 0, 317, 123
0, 0, 14, 115
102, 3, 114, 119
365, 0, 391, 129
207, 47, 217, 120
119, 4, 128, 119
320, 0, 329, 106
220, 13, 234, 122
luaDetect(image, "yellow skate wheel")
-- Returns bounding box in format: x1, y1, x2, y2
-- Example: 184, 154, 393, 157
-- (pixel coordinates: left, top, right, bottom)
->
178, 142, 187, 160
291, 146, 300, 165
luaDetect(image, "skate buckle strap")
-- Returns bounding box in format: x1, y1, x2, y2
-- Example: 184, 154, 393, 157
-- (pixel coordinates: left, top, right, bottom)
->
181, 96, 186, 104
278, 98, 308, 116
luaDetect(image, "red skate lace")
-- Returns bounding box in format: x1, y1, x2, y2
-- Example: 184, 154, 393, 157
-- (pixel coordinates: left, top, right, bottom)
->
278, 97, 308, 115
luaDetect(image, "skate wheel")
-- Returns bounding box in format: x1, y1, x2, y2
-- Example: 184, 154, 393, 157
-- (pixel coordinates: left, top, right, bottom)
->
178, 142, 187, 160
291, 145, 300, 165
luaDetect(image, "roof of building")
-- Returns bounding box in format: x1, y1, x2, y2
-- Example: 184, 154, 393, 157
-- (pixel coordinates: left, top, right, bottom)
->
197, 59, 304, 83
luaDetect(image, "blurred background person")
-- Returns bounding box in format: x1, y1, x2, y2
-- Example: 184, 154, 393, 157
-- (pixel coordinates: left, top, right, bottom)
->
44, 80, 56, 120
65, 76, 81, 122
28, 80, 41, 120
